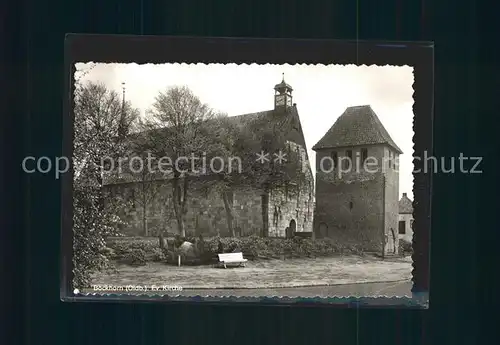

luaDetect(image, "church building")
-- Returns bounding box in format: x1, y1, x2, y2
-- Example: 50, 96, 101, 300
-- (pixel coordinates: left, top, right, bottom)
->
103, 76, 315, 238
312, 105, 402, 255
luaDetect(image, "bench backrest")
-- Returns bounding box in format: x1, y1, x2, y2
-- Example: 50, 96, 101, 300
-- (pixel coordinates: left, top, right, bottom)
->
218, 252, 244, 261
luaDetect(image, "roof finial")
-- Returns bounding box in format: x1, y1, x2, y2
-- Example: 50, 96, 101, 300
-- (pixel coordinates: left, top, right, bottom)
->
282, 72, 285, 82
121, 82, 126, 103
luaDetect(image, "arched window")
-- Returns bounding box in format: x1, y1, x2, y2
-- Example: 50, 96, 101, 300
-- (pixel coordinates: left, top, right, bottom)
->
361, 148, 368, 163
330, 151, 338, 169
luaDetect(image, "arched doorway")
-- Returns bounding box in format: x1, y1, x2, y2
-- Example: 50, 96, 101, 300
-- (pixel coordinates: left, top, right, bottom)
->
391, 228, 397, 254
287, 219, 296, 238
319, 222, 328, 238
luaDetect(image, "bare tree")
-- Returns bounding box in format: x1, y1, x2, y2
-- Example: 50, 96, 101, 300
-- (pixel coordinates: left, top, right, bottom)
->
128, 152, 161, 236
222, 112, 308, 237
118, 102, 141, 138
202, 115, 244, 237
140, 86, 217, 237
156, 193, 176, 249
201, 111, 308, 237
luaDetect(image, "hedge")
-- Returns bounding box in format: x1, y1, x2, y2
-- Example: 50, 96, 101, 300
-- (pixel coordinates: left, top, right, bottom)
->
105, 235, 365, 266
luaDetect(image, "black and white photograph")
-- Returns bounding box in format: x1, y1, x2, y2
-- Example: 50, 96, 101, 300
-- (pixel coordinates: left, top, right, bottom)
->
61, 36, 432, 304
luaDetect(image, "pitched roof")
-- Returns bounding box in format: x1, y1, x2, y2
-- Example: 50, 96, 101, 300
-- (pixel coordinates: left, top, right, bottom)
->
225, 106, 308, 152
399, 193, 413, 214
103, 105, 312, 185
312, 105, 403, 153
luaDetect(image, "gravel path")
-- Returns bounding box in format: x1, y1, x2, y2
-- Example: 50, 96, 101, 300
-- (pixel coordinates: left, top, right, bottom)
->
90, 255, 412, 290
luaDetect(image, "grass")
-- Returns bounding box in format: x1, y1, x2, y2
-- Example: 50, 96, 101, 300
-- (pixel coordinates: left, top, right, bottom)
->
90, 255, 412, 289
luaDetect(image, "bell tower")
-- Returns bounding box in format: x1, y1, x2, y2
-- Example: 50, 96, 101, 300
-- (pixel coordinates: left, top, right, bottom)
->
274, 73, 293, 110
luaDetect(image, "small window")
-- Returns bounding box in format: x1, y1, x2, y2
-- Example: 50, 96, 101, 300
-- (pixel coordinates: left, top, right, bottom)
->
344, 150, 353, 170
361, 148, 368, 163
330, 151, 338, 169
346, 150, 353, 161
349, 201, 353, 210
398, 221, 406, 234
388, 151, 393, 169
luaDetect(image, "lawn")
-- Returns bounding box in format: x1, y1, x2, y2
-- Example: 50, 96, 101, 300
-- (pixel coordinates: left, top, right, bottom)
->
90, 255, 412, 289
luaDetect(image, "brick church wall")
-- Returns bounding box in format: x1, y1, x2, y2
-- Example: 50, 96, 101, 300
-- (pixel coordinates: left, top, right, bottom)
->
314, 173, 385, 252
268, 180, 314, 237
105, 177, 314, 239
105, 180, 265, 237
266, 140, 315, 237
104, 135, 315, 239
313, 144, 396, 253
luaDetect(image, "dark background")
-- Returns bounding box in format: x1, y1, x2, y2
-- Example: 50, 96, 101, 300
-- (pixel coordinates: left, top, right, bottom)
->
2, 0, 492, 344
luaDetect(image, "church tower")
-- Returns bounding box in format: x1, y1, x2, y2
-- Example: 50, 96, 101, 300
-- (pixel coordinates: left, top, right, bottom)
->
312, 105, 403, 256
274, 73, 293, 110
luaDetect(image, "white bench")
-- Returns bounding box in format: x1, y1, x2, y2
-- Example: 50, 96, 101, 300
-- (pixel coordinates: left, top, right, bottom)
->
217, 252, 247, 268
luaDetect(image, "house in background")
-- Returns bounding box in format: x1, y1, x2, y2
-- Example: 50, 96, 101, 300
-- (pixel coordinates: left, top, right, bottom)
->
313, 105, 402, 255
398, 192, 414, 242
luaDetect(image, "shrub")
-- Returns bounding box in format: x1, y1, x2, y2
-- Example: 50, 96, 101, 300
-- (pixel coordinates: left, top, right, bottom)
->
123, 248, 147, 266
106, 234, 365, 267
72, 190, 127, 289
164, 250, 177, 263
399, 239, 413, 254
108, 237, 159, 260
203, 235, 363, 260
151, 248, 167, 262
99, 246, 116, 258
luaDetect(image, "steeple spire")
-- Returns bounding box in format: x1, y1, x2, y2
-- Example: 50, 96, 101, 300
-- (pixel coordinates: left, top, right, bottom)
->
118, 82, 127, 138
122, 82, 126, 107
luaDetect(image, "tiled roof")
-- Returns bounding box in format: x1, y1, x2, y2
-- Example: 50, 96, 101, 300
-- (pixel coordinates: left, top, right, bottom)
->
312, 105, 403, 154
399, 193, 413, 214
224, 106, 307, 150
224, 110, 275, 129
103, 105, 312, 186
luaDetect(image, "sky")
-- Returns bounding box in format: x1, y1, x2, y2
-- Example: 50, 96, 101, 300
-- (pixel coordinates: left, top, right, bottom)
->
75, 62, 415, 200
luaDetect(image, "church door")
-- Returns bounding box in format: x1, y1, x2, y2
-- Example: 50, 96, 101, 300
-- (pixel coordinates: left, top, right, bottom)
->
319, 222, 328, 238
288, 219, 296, 238
391, 228, 397, 254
